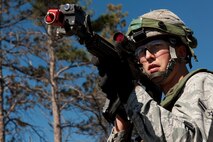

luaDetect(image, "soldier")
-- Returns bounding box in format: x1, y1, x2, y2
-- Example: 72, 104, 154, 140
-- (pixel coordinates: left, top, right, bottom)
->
107, 9, 213, 141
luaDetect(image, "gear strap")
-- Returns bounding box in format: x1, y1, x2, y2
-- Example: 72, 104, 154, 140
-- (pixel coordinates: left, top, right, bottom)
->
160, 68, 212, 111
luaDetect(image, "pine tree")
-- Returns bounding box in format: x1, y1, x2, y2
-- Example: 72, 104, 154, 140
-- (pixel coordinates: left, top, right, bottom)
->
1, 0, 127, 141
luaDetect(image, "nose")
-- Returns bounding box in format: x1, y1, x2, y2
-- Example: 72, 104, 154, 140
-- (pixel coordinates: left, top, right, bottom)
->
145, 49, 155, 61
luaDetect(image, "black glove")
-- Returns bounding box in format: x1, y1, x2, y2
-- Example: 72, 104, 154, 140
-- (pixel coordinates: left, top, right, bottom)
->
91, 55, 134, 103
91, 55, 134, 123
102, 97, 128, 123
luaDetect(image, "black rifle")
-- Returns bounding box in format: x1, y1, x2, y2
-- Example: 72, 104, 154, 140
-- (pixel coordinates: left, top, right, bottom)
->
44, 3, 161, 123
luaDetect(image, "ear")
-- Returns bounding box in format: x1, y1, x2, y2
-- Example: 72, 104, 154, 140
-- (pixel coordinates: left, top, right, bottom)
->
176, 45, 187, 58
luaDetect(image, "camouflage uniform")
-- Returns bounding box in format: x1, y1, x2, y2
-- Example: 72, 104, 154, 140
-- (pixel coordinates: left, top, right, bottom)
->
107, 69, 213, 142
107, 8, 213, 142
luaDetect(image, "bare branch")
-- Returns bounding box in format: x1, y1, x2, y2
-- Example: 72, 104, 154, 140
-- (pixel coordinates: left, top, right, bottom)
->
55, 62, 91, 77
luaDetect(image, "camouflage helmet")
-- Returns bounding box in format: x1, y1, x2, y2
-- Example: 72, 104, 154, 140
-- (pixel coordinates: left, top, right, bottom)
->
126, 9, 198, 64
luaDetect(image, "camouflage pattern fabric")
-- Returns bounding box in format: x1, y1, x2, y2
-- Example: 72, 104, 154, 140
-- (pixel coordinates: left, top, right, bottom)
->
107, 71, 213, 142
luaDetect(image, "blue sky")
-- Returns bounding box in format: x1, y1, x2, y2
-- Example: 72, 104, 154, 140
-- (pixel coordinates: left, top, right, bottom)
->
92, 0, 213, 71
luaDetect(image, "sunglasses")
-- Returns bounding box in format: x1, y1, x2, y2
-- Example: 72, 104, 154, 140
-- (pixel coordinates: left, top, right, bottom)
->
135, 40, 169, 59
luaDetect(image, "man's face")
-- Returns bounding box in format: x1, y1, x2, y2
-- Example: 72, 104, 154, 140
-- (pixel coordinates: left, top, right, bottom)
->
136, 39, 170, 76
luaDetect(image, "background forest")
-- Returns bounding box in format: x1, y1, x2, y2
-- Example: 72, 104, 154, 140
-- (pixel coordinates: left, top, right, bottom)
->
1, 0, 127, 141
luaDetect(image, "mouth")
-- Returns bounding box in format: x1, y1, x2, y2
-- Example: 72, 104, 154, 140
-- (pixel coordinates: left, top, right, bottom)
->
148, 64, 160, 73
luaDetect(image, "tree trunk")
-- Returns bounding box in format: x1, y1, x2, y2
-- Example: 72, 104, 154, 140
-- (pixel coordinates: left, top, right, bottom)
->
48, 26, 62, 142
51, 84, 61, 142
0, 57, 5, 142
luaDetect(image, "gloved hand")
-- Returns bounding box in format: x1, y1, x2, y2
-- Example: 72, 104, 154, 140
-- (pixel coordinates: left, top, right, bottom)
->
91, 55, 134, 123
91, 55, 134, 103
102, 97, 129, 124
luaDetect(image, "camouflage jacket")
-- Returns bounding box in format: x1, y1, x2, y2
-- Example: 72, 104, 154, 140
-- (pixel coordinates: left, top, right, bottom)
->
107, 69, 213, 142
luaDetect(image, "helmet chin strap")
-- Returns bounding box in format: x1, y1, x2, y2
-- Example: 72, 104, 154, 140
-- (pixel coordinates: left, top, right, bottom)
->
148, 59, 176, 84
146, 45, 178, 84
